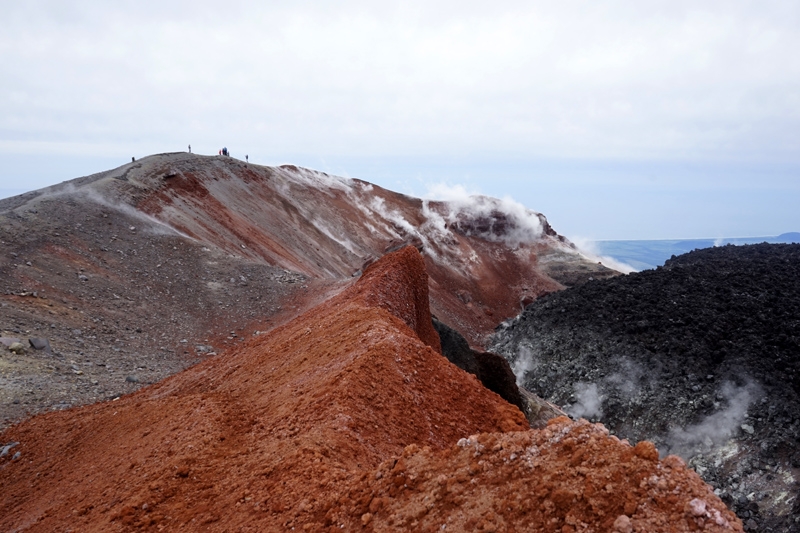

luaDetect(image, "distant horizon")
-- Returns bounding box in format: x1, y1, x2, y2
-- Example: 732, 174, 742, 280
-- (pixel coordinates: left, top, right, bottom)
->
591, 233, 800, 272
592, 232, 800, 242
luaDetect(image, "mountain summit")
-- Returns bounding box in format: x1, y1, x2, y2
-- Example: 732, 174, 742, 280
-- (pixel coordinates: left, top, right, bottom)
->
0, 152, 614, 427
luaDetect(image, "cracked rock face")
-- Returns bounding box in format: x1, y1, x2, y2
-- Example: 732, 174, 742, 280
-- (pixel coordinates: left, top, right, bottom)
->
490, 243, 800, 532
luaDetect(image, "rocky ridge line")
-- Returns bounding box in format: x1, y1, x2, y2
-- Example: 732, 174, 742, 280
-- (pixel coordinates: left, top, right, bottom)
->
0, 247, 740, 532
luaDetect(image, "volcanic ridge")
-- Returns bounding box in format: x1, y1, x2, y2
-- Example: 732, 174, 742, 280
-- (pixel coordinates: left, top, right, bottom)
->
1, 246, 740, 532
0, 153, 745, 531
0, 152, 614, 429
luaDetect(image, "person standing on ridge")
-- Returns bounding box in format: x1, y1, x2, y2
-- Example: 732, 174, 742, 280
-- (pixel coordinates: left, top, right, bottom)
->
245, 154, 248, 163
188, 144, 191, 153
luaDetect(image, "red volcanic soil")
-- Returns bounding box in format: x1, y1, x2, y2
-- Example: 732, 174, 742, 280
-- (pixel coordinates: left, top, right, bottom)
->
0, 248, 739, 532
0, 247, 525, 531
354, 419, 742, 532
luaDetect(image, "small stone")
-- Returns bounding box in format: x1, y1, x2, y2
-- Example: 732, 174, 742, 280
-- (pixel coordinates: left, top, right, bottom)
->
0, 442, 19, 458
125, 375, 140, 383
689, 498, 707, 516
741, 424, 755, 435
12, 451, 21, 460
0, 337, 22, 347
8, 342, 26, 355
613, 514, 632, 533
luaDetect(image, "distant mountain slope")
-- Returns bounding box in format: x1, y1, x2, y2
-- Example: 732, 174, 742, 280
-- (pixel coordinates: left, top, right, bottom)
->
0, 152, 615, 428
490, 243, 800, 531
130, 153, 618, 342
9, 152, 613, 346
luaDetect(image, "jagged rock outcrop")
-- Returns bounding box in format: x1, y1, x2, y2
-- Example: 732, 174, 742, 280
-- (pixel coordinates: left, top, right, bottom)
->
491, 243, 800, 532
433, 316, 565, 427
0, 247, 739, 532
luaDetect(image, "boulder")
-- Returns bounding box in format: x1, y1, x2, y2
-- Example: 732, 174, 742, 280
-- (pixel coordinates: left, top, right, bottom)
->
28, 338, 52, 353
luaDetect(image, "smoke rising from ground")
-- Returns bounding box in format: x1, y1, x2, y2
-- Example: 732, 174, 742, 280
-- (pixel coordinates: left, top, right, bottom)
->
568, 383, 603, 419
663, 381, 761, 459
565, 358, 647, 420
510, 345, 536, 387
604, 358, 648, 399
570, 236, 637, 274
423, 183, 547, 248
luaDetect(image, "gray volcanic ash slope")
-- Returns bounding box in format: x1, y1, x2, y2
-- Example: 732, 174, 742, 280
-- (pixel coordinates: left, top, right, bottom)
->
490, 243, 800, 532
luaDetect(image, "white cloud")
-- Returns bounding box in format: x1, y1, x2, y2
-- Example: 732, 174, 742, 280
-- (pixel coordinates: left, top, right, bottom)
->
2, 1, 799, 239
1, 1, 798, 161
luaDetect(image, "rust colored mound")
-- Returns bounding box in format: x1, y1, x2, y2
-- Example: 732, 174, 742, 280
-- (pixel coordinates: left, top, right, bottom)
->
350, 417, 743, 532
348, 246, 441, 353
0, 247, 526, 532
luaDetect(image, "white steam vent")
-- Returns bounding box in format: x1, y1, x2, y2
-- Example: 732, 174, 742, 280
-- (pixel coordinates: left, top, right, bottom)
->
664, 381, 762, 459
423, 184, 548, 248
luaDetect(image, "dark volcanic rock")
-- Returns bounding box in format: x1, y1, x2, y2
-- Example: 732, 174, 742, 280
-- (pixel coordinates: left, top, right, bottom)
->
434, 317, 523, 410
28, 337, 51, 353
433, 317, 565, 427
490, 243, 800, 532
432, 317, 481, 376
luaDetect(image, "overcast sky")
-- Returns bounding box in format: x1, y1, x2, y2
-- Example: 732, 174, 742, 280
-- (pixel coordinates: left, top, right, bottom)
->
1, 1, 798, 239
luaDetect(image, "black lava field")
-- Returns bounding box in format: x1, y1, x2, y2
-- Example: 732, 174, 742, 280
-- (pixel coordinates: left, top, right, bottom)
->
490, 243, 800, 532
